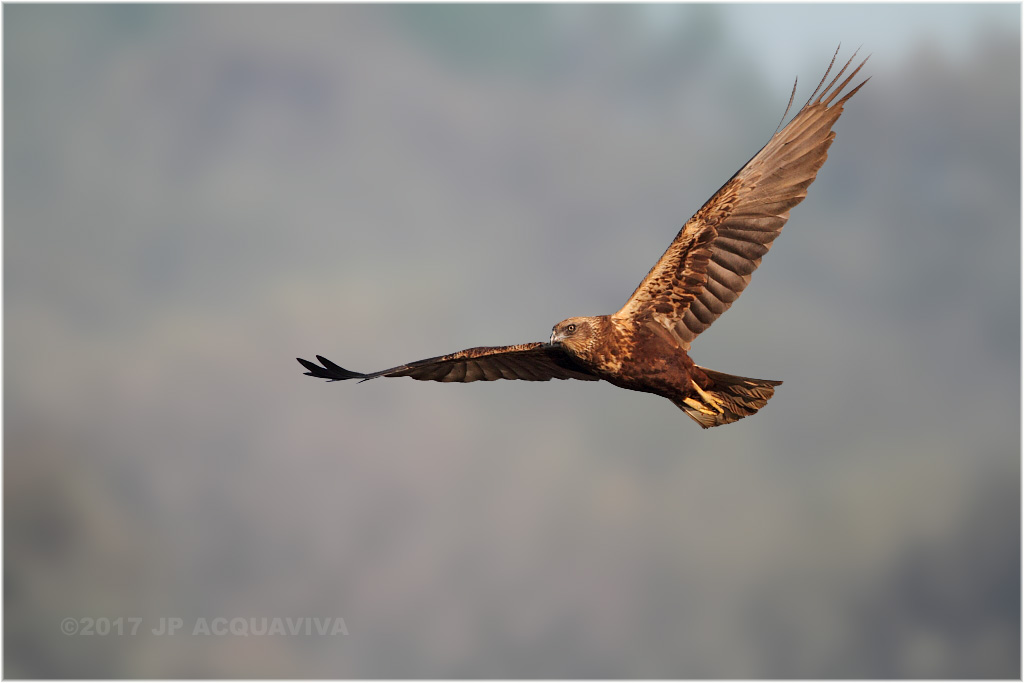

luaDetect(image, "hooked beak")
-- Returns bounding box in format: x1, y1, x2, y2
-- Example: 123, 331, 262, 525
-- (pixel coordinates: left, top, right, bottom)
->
549, 329, 560, 345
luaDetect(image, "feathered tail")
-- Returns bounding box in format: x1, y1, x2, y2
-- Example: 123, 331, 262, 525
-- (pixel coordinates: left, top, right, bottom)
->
674, 367, 782, 428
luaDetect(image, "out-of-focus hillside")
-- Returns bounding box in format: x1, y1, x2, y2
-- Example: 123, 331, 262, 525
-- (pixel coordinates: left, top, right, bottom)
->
5, 5, 1019, 677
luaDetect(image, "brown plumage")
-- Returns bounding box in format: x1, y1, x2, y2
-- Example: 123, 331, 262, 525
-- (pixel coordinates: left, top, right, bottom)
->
299, 49, 869, 428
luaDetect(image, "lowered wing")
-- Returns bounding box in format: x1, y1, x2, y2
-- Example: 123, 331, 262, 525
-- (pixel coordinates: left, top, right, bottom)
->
298, 342, 599, 383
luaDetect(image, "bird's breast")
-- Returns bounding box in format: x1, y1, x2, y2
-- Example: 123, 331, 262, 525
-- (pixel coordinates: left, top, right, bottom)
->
587, 320, 696, 395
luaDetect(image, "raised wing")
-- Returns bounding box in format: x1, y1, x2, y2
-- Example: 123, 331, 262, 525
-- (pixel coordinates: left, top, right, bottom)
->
615, 48, 869, 349
298, 342, 599, 383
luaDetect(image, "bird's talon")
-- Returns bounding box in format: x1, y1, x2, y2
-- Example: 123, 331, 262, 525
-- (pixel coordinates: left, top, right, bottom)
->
691, 380, 726, 413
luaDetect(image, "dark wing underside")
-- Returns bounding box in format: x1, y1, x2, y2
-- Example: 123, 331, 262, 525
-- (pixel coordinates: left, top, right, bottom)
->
298, 342, 599, 383
614, 48, 869, 349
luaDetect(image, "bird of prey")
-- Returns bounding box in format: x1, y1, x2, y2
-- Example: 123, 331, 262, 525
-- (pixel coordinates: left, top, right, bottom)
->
299, 49, 868, 428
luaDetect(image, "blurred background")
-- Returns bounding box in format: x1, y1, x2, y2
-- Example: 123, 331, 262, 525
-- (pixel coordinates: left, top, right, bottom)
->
5, 4, 1019, 678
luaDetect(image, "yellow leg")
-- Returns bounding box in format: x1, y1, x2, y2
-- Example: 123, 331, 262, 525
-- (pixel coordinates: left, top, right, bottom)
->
691, 380, 726, 414
682, 397, 717, 415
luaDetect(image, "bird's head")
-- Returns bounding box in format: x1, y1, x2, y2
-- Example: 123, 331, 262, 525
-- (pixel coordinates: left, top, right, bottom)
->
550, 316, 602, 359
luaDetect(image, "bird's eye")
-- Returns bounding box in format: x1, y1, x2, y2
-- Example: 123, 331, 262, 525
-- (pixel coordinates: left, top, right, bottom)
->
566, 324, 577, 334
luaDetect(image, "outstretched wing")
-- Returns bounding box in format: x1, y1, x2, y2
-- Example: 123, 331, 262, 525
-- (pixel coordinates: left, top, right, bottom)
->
298, 342, 599, 383
614, 48, 869, 349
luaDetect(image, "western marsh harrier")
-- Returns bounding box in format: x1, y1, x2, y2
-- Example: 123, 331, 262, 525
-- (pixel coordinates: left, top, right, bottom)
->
299, 49, 868, 427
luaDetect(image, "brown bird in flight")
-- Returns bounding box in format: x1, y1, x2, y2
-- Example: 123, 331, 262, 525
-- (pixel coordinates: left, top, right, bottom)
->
299, 49, 868, 428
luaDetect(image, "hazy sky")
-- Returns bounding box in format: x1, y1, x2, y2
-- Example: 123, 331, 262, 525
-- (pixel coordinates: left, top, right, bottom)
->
632, 3, 1017, 92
